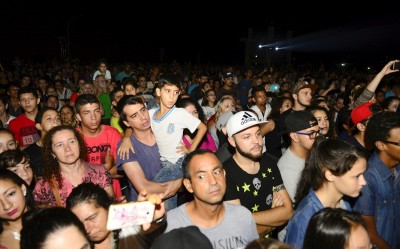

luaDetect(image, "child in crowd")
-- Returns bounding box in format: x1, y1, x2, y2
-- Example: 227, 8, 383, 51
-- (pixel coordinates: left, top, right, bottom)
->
149, 74, 207, 210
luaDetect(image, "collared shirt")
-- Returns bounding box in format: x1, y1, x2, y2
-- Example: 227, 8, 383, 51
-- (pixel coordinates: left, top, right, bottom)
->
285, 189, 350, 249
354, 152, 400, 248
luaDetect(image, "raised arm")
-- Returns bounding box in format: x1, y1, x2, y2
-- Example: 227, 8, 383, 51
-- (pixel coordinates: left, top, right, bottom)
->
353, 60, 398, 108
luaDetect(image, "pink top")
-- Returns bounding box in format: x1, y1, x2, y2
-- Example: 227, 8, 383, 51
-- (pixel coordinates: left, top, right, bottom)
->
182, 132, 217, 152
33, 161, 112, 207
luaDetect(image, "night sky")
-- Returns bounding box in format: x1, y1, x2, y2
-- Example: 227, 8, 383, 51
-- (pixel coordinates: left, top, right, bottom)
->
2, 3, 400, 67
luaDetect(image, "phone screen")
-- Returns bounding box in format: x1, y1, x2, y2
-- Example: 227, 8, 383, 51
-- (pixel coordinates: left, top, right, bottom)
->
392, 62, 400, 70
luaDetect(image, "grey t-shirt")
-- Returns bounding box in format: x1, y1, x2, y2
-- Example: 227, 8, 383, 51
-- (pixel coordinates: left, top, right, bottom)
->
277, 148, 305, 203
166, 202, 259, 249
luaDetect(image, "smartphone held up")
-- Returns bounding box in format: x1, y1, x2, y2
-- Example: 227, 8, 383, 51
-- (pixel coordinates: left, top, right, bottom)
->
107, 201, 155, 230
391, 61, 400, 70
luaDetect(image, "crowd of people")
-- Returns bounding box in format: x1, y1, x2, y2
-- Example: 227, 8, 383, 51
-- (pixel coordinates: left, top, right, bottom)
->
0, 57, 399, 249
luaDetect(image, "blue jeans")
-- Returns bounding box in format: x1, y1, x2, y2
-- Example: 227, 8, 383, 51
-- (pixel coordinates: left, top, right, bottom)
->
153, 157, 184, 211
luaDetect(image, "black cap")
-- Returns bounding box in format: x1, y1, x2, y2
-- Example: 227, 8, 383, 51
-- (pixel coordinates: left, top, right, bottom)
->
222, 72, 234, 78
283, 111, 318, 133
152, 226, 213, 249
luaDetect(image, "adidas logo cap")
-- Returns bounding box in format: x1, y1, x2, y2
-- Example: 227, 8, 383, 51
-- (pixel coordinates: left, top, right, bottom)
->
226, 111, 268, 137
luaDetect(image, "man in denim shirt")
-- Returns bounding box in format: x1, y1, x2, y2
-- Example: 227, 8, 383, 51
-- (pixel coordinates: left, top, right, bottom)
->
354, 111, 400, 249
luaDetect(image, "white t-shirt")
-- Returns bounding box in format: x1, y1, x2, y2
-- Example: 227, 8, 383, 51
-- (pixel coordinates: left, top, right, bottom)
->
149, 106, 200, 164
93, 70, 112, 80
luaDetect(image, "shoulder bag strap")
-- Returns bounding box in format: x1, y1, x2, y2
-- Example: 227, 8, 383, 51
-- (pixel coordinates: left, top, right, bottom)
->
50, 178, 63, 207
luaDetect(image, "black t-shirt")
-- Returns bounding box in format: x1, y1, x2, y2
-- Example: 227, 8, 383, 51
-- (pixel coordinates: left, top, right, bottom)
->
23, 142, 43, 177
223, 152, 283, 212
344, 135, 372, 159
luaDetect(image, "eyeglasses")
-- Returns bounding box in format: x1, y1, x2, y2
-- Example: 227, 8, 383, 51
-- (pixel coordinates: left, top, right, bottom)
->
294, 129, 320, 139
382, 140, 400, 147
208, 93, 216, 96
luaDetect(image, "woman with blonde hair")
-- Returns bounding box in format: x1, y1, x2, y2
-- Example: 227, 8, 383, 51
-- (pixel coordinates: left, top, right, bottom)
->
207, 95, 235, 148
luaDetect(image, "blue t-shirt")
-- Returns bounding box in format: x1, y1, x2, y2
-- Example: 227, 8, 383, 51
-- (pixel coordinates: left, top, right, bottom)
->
116, 135, 162, 201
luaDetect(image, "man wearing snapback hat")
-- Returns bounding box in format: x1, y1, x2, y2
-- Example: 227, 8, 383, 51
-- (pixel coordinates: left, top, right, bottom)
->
217, 72, 240, 106
344, 102, 380, 158
277, 111, 319, 203
224, 111, 293, 237
280, 79, 317, 148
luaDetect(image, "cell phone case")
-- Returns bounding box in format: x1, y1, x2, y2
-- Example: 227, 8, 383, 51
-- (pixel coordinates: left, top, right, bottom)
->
107, 201, 155, 230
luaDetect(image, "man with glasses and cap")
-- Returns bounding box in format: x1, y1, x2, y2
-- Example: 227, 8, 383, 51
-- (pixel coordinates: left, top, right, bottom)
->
278, 111, 320, 203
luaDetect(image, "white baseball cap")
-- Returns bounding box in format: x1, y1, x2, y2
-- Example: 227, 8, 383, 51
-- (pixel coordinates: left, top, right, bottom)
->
226, 111, 268, 137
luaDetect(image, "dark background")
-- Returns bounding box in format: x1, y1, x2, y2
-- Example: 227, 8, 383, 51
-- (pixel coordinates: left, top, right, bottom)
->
2, 2, 400, 67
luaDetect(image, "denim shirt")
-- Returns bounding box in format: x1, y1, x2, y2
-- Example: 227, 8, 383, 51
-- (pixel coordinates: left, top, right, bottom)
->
285, 189, 351, 249
353, 152, 400, 248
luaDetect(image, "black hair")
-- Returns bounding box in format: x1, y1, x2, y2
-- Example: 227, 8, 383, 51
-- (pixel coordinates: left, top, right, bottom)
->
34, 106, 58, 124
109, 88, 124, 102
176, 97, 206, 123
365, 111, 400, 151
182, 149, 215, 180
20, 207, 92, 249
66, 182, 113, 210
118, 95, 146, 122
74, 94, 100, 113
251, 85, 267, 98
157, 73, 181, 89
295, 137, 364, 206
245, 238, 292, 249
0, 169, 36, 234
0, 149, 30, 170
269, 96, 293, 120
303, 208, 367, 249
382, 96, 400, 111
122, 77, 139, 90
18, 87, 39, 99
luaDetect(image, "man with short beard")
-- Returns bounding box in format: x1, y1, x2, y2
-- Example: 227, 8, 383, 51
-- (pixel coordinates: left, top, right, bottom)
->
223, 111, 293, 238
280, 79, 316, 148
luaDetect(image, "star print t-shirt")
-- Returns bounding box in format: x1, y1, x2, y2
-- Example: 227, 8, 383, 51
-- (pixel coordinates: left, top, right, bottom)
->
224, 153, 284, 213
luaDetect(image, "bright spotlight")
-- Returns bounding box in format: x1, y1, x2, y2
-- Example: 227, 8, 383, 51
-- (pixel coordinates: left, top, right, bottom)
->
341, 63, 345, 67
367, 67, 371, 70
275, 47, 279, 51
258, 45, 262, 48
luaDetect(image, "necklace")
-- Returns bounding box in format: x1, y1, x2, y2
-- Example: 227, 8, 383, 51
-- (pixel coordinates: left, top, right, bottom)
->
12, 231, 20, 241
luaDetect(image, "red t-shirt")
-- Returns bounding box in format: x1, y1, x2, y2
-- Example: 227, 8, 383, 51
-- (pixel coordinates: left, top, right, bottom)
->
8, 114, 40, 146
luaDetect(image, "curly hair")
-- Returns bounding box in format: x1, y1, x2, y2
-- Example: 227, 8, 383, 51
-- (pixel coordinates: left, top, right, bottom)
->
42, 125, 88, 189
294, 137, 364, 206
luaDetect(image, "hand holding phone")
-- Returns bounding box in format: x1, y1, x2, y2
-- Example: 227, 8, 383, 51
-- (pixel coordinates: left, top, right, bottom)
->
391, 61, 400, 70
107, 201, 155, 230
